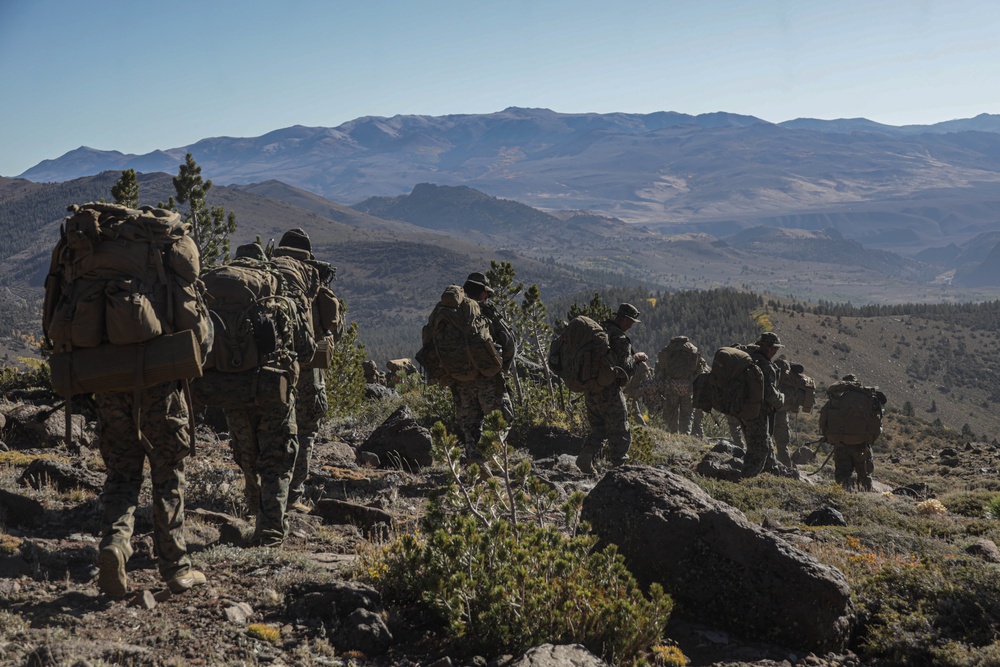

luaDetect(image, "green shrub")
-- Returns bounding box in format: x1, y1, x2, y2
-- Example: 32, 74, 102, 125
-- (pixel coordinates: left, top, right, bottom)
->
0, 362, 52, 394
359, 419, 672, 665
985, 494, 1000, 520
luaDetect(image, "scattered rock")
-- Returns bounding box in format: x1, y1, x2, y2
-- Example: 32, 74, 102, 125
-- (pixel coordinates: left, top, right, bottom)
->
364, 383, 397, 401
0, 488, 44, 527
357, 451, 380, 467
3, 403, 92, 449
18, 458, 104, 493
505, 643, 608, 667
224, 602, 254, 625
892, 483, 931, 499
696, 452, 744, 481
521, 426, 583, 459
129, 590, 157, 610
939, 447, 959, 458
792, 446, 817, 465
312, 499, 393, 532
710, 440, 744, 457
357, 406, 433, 470
188, 508, 252, 547
285, 580, 388, 654
966, 538, 1000, 563
804, 506, 847, 527
582, 466, 852, 652
341, 607, 393, 656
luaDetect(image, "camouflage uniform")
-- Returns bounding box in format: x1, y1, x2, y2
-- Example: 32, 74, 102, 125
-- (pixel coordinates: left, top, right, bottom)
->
479, 300, 516, 424
726, 414, 746, 448
289, 367, 328, 505
96, 381, 192, 581
834, 443, 874, 491
772, 359, 794, 467
738, 343, 785, 477
579, 315, 640, 467
454, 375, 505, 449
227, 395, 298, 547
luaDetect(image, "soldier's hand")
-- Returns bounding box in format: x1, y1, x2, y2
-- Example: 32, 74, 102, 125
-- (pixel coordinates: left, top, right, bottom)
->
634, 352, 648, 363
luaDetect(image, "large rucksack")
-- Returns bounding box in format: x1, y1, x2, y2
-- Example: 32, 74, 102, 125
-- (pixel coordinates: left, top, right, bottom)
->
692, 347, 764, 420
42, 203, 211, 398
778, 362, 816, 413
547, 316, 622, 393
269, 249, 320, 367
820, 382, 883, 445
656, 336, 700, 381
415, 285, 502, 387
193, 257, 301, 408
302, 259, 344, 370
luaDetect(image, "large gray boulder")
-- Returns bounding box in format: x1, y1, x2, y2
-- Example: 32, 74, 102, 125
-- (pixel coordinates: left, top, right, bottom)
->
357, 406, 433, 470
2, 403, 92, 449
506, 643, 608, 667
581, 467, 851, 653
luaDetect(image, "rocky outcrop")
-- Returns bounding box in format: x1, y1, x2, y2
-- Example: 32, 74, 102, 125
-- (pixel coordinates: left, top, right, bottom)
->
581, 467, 852, 653
18, 458, 104, 493
521, 425, 583, 459
506, 643, 608, 666
284, 580, 392, 655
2, 403, 92, 449
357, 406, 432, 470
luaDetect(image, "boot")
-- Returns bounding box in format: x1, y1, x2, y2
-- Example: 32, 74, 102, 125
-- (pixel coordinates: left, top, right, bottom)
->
576, 448, 597, 474
97, 544, 128, 598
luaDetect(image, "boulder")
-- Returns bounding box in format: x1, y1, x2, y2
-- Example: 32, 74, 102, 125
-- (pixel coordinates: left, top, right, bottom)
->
696, 451, 744, 481
0, 489, 44, 527
364, 383, 396, 401
285, 580, 391, 654
521, 425, 583, 459
965, 538, 1000, 563
312, 499, 394, 532
792, 446, 817, 465
18, 458, 104, 493
804, 506, 847, 527
506, 644, 608, 667
3, 403, 92, 449
358, 406, 433, 470
581, 466, 852, 652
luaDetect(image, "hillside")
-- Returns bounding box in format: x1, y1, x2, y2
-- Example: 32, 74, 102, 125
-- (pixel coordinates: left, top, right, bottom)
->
16, 109, 1000, 254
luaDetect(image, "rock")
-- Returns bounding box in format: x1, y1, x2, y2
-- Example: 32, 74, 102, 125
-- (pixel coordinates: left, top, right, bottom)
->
129, 590, 157, 610
3, 403, 92, 449
188, 508, 253, 547
892, 483, 931, 499
0, 488, 44, 527
711, 440, 744, 457
0, 412, 5, 430
18, 458, 104, 493
505, 644, 608, 667
792, 446, 817, 465
939, 447, 959, 457
696, 452, 744, 481
323, 441, 360, 468
966, 538, 1000, 563
804, 506, 847, 527
357, 406, 433, 470
581, 466, 852, 652
285, 580, 383, 626
0, 440, 8, 452
522, 426, 584, 459
357, 451, 380, 467
312, 499, 393, 531
224, 602, 254, 625
340, 607, 393, 656
364, 383, 397, 401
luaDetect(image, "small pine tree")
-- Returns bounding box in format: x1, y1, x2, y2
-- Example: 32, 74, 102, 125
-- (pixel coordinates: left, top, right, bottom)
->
171, 153, 237, 267
566, 292, 614, 327
325, 319, 367, 417
111, 168, 139, 208
902, 401, 915, 417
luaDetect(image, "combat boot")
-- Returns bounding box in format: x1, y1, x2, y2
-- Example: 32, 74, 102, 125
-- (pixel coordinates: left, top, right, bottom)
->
166, 568, 207, 594
97, 544, 128, 598
576, 448, 597, 474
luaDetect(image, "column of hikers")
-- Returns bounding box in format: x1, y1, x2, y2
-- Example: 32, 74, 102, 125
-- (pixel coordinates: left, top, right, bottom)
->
43, 202, 342, 598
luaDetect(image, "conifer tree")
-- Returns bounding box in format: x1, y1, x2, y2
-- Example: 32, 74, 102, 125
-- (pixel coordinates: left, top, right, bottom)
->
110, 168, 139, 208
171, 152, 237, 267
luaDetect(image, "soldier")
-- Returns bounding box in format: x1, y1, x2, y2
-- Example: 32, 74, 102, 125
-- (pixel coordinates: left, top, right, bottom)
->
689, 354, 710, 437
736, 332, 791, 478
655, 336, 702, 434
272, 229, 327, 512
576, 303, 648, 473
773, 360, 815, 467
821, 374, 885, 491
465, 272, 516, 423
96, 381, 206, 597
453, 273, 511, 454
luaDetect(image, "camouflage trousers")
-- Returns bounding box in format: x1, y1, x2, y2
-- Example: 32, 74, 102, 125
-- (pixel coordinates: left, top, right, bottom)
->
834, 443, 874, 491
290, 368, 328, 504
739, 413, 778, 477
727, 414, 745, 448
661, 380, 693, 434
691, 408, 705, 437
581, 384, 631, 464
227, 398, 298, 547
772, 410, 793, 466
96, 381, 191, 580
453, 374, 508, 452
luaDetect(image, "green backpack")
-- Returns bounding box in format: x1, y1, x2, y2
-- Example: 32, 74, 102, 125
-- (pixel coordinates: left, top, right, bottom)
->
820, 382, 883, 445
547, 316, 621, 393
694, 347, 764, 420
656, 336, 700, 380
416, 286, 502, 386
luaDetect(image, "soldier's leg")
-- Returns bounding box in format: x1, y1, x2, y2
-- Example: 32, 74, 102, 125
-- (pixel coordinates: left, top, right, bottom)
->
772, 411, 792, 467
254, 399, 298, 547
833, 444, 854, 491
227, 409, 260, 513
290, 369, 327, 505
495, 374, 514, 423
855, 444, 874, 491
691, 409, 705, 437
662, 392, 680, 433
740, 415, 773, 477
577, 391, 607, 472
678, 390, 694, 435
95, 392, 146, 567
453, 380, 484, 453
603, 387, 632, 465
143, 382, 194, 580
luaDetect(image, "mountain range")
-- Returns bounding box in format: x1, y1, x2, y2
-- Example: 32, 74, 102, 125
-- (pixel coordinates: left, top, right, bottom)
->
17, 108, 1000, 255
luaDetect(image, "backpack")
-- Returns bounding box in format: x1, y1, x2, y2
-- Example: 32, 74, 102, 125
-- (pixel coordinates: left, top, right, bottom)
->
269, 250, 321, 366
693, 347, 764, 420
656, 336, 700, 381
778, 363, 816, 413
481, 302, 517, 371
820, 382, 883, 445
42, 203, 211, 398
547, 316, 622, 393
303, 284, 344, 370
415, 286, 502, 387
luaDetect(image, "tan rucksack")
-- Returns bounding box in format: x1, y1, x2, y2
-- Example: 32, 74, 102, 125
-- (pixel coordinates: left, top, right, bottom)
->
270, 249, 320, 367
693, 347, 765, 420
547, 316, 622, 393
820, 382, 883, 445
43, 203, 211, 398
415, 285, 502, 386
656, 336, 700, 381
778, 362, 816, 413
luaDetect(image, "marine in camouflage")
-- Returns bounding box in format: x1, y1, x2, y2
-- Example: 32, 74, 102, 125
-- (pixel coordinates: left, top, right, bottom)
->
834, 443, 874, 491
96, 380, 191, 580
454, 374, 506, 451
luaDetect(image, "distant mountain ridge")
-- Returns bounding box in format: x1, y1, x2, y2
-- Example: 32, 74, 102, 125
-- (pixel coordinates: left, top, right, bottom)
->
16, 108, 1000, 255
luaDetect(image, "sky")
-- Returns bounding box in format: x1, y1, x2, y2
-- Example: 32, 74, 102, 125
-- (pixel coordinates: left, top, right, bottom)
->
2, 0, 1000, 177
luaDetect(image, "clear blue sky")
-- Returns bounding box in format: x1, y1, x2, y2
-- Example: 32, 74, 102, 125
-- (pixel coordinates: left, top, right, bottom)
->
2, 0, 999, 177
